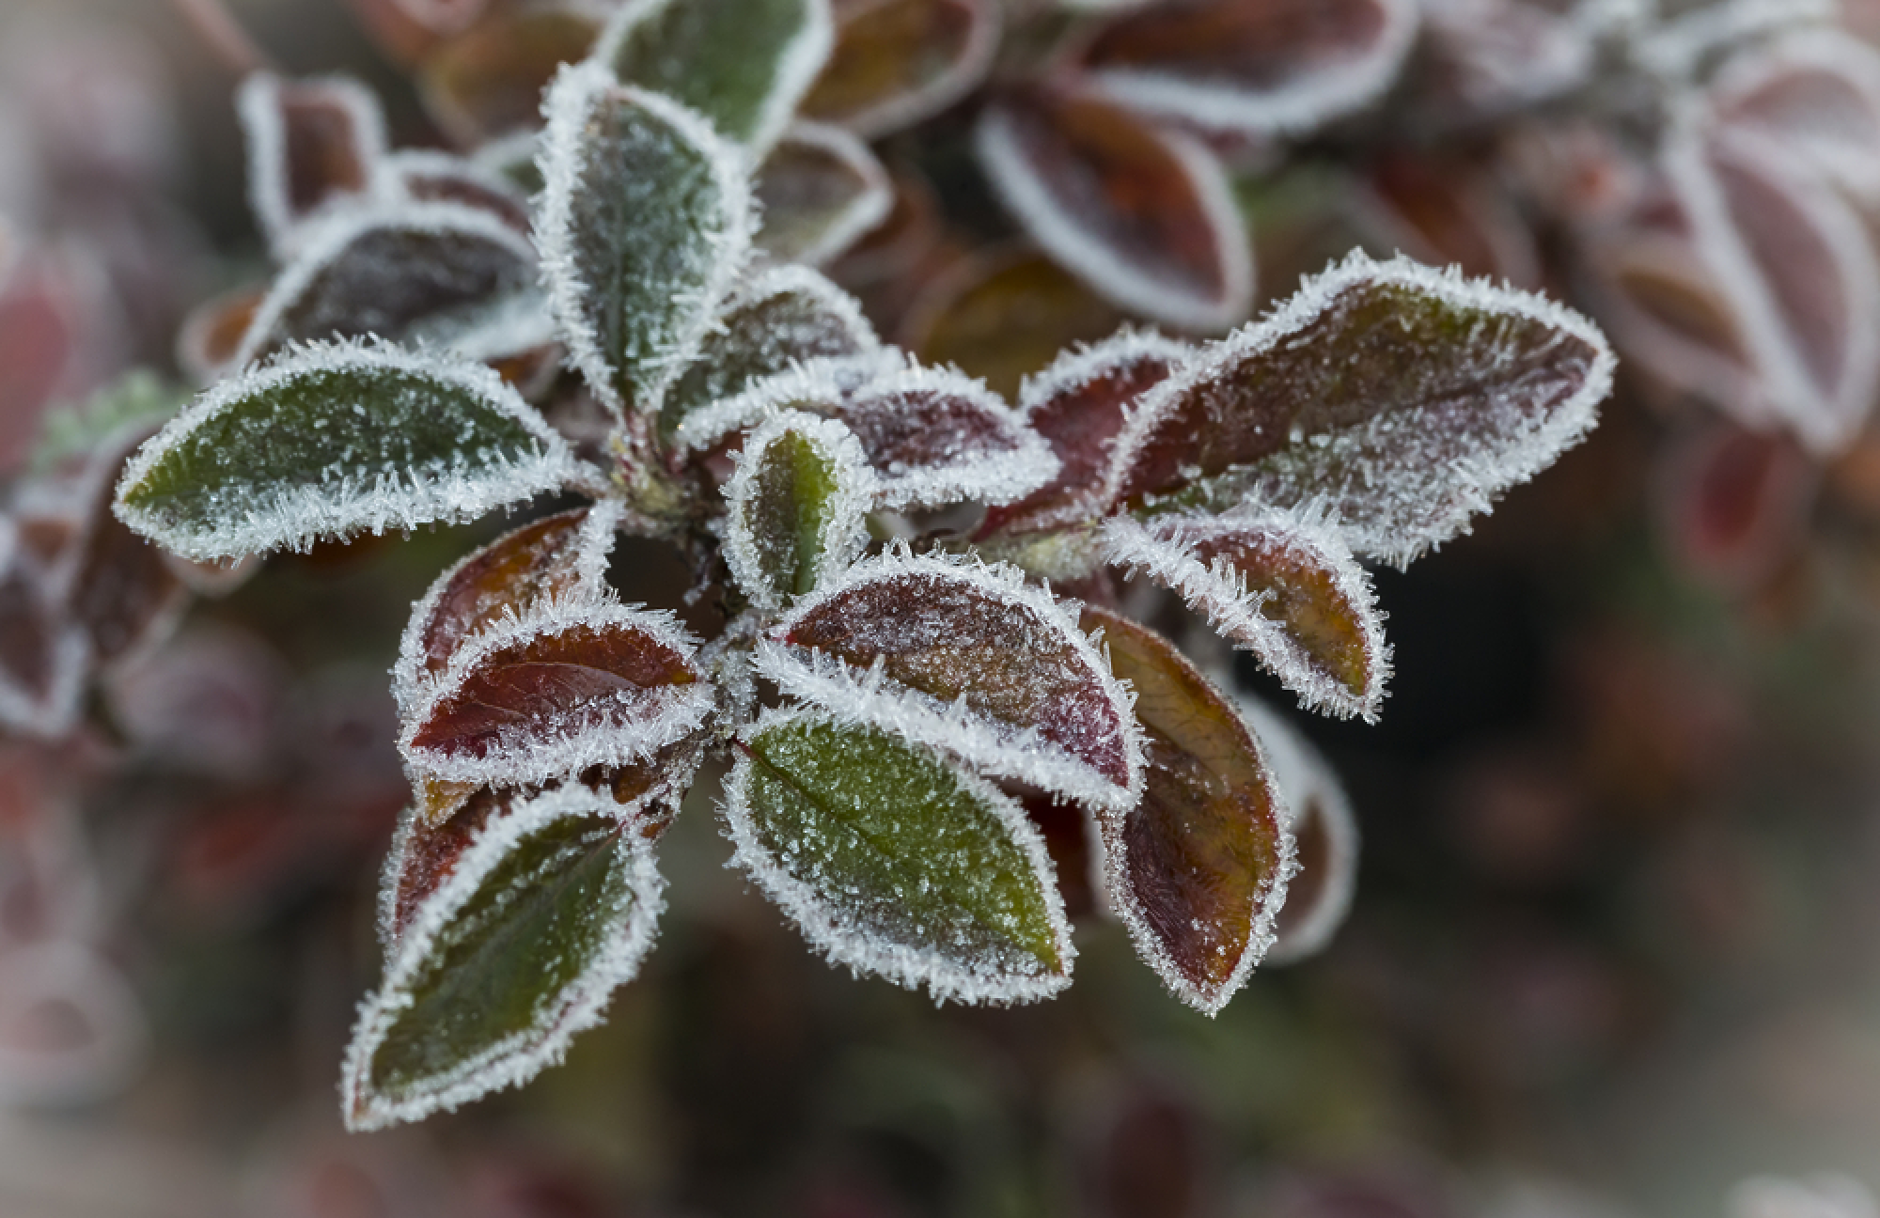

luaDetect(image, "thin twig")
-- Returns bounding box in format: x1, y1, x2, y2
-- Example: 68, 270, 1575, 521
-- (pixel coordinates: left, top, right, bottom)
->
170, 0, 276, 76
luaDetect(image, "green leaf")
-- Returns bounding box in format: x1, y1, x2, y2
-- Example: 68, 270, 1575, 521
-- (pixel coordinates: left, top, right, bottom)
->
538, 65, 754, 419
599, 0, 833, 153
723, 411, 875, 614
343, 783, 664, 1129
725, 709, 1074, 1004
112, 341, 574, 561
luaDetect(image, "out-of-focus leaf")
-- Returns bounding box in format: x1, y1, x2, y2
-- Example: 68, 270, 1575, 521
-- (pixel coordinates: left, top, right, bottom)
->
384, 149, 534, 234
346, 0, 491, 66
723, 411, 876, 614
113, 341, 576, 561
801, 0, 1001, 137
402, 599, 713, 786
343, 783, 664, 1130
599, 0, 834, 153
66, 440, 189, 673
755, 122, 893, 267
1075, 0, 1419, 136
394, 502, 620, 714
237, 73, 389, 255
1082, 606, 1288, 1013
979, 329, 1190, 539
419, 7, 601, 146
976, 85, 1254, 333
658, 264, 878, 444
723, 708, 1074, 1003
1104, 509, 1388, 720
757, 548, 1143, 811
1711, 30, 1880, 205
1416, 0, 1595, 121
903, 247, 1128, 400
0, 540, 86, 739
1103, 251, 1615, 567
235, 203, 541, 367
1358, 152, 1540, 286
176, 284, 266, 387
1656, 419, 1817, 593
537, 67, 753, 419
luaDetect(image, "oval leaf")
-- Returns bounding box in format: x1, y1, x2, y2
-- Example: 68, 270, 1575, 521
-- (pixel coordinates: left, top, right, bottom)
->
113, 342, 576, 561
537, 65, 754, 419
418, 8, 601, 146
723, 411, 876, 614
977, 85, 1254, 333
1082, 606, 1290, 1014
801, 0, 1001, 137
598, 0, 834, 153
237, 72, 389, 255
402, 599, 713, 786
343, 782, 664, 1130
724, 708, 1074, 1004
756, 548, 1144, 811
1711, 28, 1880, 205
755, 122, 893, 267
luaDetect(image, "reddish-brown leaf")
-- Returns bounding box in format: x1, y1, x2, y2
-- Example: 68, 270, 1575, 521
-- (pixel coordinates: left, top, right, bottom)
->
801, 0, 998, 137
420, 8, 601, 145
1656, 419, 1817, 593
176, 284, 266, 387
1360, 152, 1540, 286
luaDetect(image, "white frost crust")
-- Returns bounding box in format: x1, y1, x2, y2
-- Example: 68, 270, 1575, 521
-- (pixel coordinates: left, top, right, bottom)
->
672, 349, 896, 450
1665, 104, 1880, 455
759, 121, 894, 266
400, 596, 713, 786
595, 0, 835, 156
755, 545, 1145, 812
237, 72, 391, 259
1709, 27, 1880, 205
231, 198, 540, 370
1234, 693, 1358, 967
1633, 0, 1836, 80
1079, 0, 1419, 137
722, 410, 878, 615
729, 261, 882, 349
112, 339, 576, 562
720, 705, 1075, 1006
833, 0, 1003, 138
341, 782, 666, 1130
1018, 327, 1195, 418
392, 499, 624, 718
535, 62, 756, 420
1100, 250, 1617, 566
975, 101, 1254, 333
1101, 509, 1391, 722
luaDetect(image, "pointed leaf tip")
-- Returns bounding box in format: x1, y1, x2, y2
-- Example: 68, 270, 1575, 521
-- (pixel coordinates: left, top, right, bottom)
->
723, 411, 876, 616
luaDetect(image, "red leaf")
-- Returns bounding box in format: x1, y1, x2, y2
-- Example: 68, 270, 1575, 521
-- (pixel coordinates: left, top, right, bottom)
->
801, 0, 1000, 137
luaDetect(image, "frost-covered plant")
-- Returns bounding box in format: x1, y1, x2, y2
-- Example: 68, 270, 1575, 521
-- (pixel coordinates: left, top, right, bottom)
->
107, 0, 1614, 1130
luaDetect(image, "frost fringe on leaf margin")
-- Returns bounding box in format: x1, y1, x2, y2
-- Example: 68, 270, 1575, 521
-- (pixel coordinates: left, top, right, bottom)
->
722, 410, 878, 615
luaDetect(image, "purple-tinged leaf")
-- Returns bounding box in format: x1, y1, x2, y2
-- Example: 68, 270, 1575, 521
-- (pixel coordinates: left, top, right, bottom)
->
0, 528, 87, 739
1416, 0, 1595, 121
1233, 693, 1356, 965
536, 66, 755, 419
723, 707, 1075, 1004
1081, 606, 1290, 1013
723, 411, 877, 615
756, 547, 1144, 812
1074, 0, 1419, 136
237, 72, 389, 256
1101, 251, 1615, 567
1103, 509, 1388, 720
401, 599, 713, 787
1656, 419, 1817, 593
976, 85, 1255, 333
1633, 0, 1839, 82
343, 782, 664, 1130
418, 7, 602, 146
756, 122, 894, 267
1710, 30, 1880, 205
382, 149, 534, 234
63, 430, 190, 673
800, 0, 1002, 138
1356, 152, 1541, 286
1666, 108, 1880, 454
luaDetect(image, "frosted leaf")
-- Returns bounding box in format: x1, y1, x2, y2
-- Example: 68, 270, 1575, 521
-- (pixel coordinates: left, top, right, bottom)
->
1073, 0, 1419, 137
233, 201, 542, 368
418, 7, 604, 146
61, 430, 192, 675
1103, 509, 1389, 721
979, 328, 1191, 539
113, 340, 577, 562
1081, 606, 1291, 1014
755, 122, 893, 267
401, 598, 714, 787
675, 352, 1061, 510
723, 411, 876, 615
237, 72, 389, 257
1656, 418, 1816, 592
0, 534, 88, 739
342, 782, 665, 1130
723, 707, 1075, 1004
756, 547, 1144, 812
976, 85, 1255, 333
1233, 693, 1357, 965
597, 0, 834, 153
1633, 0, 1837, 80
800, 0, 1001, 138
1101, 251, 1616, 568
657, 264, 879, 443
176, 283, 266, 387
381, 149, 534, 234
1417, 0, 1597, 121
1665, 106, 1880, 454
1710, 30, 1880, 206
536, 65, 755, 418
393, 501, 622, 716
1356, 151, 1542, 287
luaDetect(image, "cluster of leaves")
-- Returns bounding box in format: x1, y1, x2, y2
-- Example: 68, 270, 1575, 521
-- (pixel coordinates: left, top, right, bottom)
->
100, 0, 1614, 1130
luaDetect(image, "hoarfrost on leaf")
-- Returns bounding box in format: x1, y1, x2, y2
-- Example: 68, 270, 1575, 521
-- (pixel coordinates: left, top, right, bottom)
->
800, 0, 1002, 138
112, 341, 577, 562
1708, 29, 1880, 206
722, 411, 877, 615
723, 707, 1074, 1005
342, 782, 665, 1130
237, 72, 390, 258
755, 122, 894, 267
